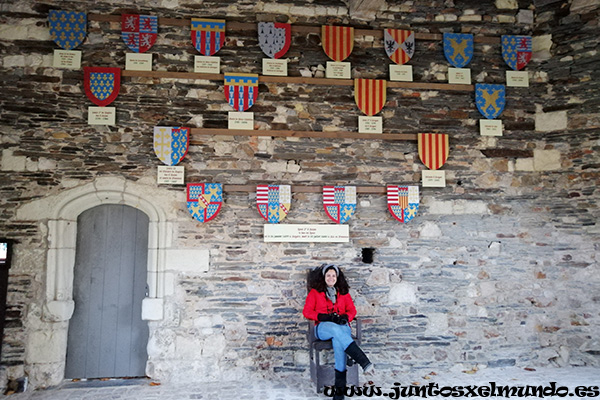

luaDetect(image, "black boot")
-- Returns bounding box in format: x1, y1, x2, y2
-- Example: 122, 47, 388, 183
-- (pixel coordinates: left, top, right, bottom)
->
333, 369, 346, 400
345, 341, 374, 374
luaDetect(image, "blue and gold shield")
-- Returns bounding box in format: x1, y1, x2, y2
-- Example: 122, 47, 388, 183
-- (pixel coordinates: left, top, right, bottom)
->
323, 186, 356, 224
224, 73, 259, 112
257, 185, 291, 223
83, 67, 121, 107
153, 127, 189, 166
443, 33, 474, 68
502, 35, 532, 71
187, 183, 223, 223
476, 84, 506, 119
48, 10, 87, 50
387, 186, 419, 223
191, 18, 225, 56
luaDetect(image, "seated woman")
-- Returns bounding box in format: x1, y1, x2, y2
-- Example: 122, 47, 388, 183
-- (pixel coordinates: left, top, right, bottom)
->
303, 264, 373, 399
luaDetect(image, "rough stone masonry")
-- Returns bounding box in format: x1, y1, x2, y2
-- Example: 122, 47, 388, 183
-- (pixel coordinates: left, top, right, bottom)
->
0, 0, 598, 391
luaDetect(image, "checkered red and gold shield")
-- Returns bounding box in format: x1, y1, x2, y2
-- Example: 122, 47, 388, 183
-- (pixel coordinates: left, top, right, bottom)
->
354, 79, 387, 116
418, 133, 449, 170
321, 25, 354, 62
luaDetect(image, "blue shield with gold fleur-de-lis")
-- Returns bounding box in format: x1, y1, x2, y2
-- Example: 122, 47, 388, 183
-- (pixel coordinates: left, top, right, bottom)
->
256, 185, 291, 223
187, 183, 223, 223
443, 33, 474, 68
83, 67, 121, 107
48, 10, 87, 50
224, 73, 259, 112
323, 186, 356, 224
476, 84, 506, 119
153, 126, 189, 166
387, 186, 419, 223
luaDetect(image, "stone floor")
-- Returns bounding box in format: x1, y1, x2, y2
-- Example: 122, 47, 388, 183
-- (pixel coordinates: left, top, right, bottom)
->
3, 366, 599, 399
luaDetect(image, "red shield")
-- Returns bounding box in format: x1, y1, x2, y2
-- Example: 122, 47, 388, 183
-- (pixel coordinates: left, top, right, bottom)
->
321, 25, 354, 62
418, 133, 449, 170
83, 67, 121, 107
354, 79, 386, 116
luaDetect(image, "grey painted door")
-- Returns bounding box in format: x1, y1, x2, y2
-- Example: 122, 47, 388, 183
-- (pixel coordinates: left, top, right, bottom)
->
65, 204, 149, 379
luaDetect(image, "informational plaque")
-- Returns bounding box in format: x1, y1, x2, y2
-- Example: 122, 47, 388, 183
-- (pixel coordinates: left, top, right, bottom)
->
264, 224, 350, 243
448, 67, 471, 84
326, 61, 351, 79
125, 53, 153, 71
157, 166, 185, 185
228, 112, 254, 130
194, 56, 221, 74
88, 107, 116, 125
358, 116, 382, 133
422, 170, 446, 187
53, 50, 81, 69
479, 119, 503, 136
262, 58, 288, 76
506, 70, 529, 87
389, 65, 413, 82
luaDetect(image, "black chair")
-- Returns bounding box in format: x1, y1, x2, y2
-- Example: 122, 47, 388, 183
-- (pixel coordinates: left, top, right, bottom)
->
307, 319, 362, 392
306, 268, 362, 393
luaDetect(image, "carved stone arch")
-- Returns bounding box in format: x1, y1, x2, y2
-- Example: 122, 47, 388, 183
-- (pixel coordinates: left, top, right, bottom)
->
16, 177, 172, 322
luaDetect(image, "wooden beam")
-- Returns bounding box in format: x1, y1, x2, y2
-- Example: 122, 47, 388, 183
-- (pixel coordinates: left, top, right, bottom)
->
223, 184, 387, 193
122, 70, 474, 92
87, 14, 500, 43
190, 128, 417, 142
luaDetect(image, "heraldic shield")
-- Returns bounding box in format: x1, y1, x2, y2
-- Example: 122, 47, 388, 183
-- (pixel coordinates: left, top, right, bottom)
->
476, 84, 506, 120
257, 185, 291, 223
387, 186, 419, 223
418, 133, 449, 170
48, 10, 87, 50
321, 25, 354, 62
384, 29, 415, 65
323, 186, 356, 224
153, 126, 189, 166
191, 18, 225, 56
224, 73, 259, 112
502, 35, 532, 71
443, 33, 474, 68
355, 79, 387, 116
122, 14, 158, 53
187, 183, 223, 223
83, 67, 121, 107
258, 22, 291, 59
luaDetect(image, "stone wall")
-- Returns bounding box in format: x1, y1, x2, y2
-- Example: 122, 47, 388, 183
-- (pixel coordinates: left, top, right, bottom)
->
0, 0, 599, 390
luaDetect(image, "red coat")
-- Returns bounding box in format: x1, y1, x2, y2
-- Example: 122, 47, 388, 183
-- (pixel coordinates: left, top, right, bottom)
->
303, 288, 357, 324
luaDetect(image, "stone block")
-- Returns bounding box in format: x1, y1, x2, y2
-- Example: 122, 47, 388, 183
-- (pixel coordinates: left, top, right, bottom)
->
535, 110, 567, 132
495, 0, 518, 9
388, 282, 417, 304
25, 330, 67, 364
533, 149, 561, 171
1, 149, 26, 171
166, 248, 210, 274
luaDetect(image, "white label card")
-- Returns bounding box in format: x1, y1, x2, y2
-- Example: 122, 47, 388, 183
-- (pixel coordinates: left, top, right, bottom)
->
358, 116, 383, 133
157, 166, 185, 185
88, 107, 116, 125
506, 70, 529, 87
264, 224, 350, 243
326, 61, 351, 79
448, 67, 471, 84
480, 119, 503, 136
262, 58, 288, 76
228, 112, 254, 130
422, 170, 446, 187
194, 56, 221, 74
125, 53, 153, 71
389, 65, 413, 82
53, 50, 81, 69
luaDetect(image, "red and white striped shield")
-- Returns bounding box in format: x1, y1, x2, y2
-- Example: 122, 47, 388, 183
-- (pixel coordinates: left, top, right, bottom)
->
321, 25, 354, 62
387, 186, 419, 223
384, 29, 415, 65
354, 79, 387, 116
418, 133, 449, 170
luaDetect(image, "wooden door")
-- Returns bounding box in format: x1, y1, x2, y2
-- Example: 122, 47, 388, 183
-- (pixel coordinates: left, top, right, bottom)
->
65, 205, 149, 379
